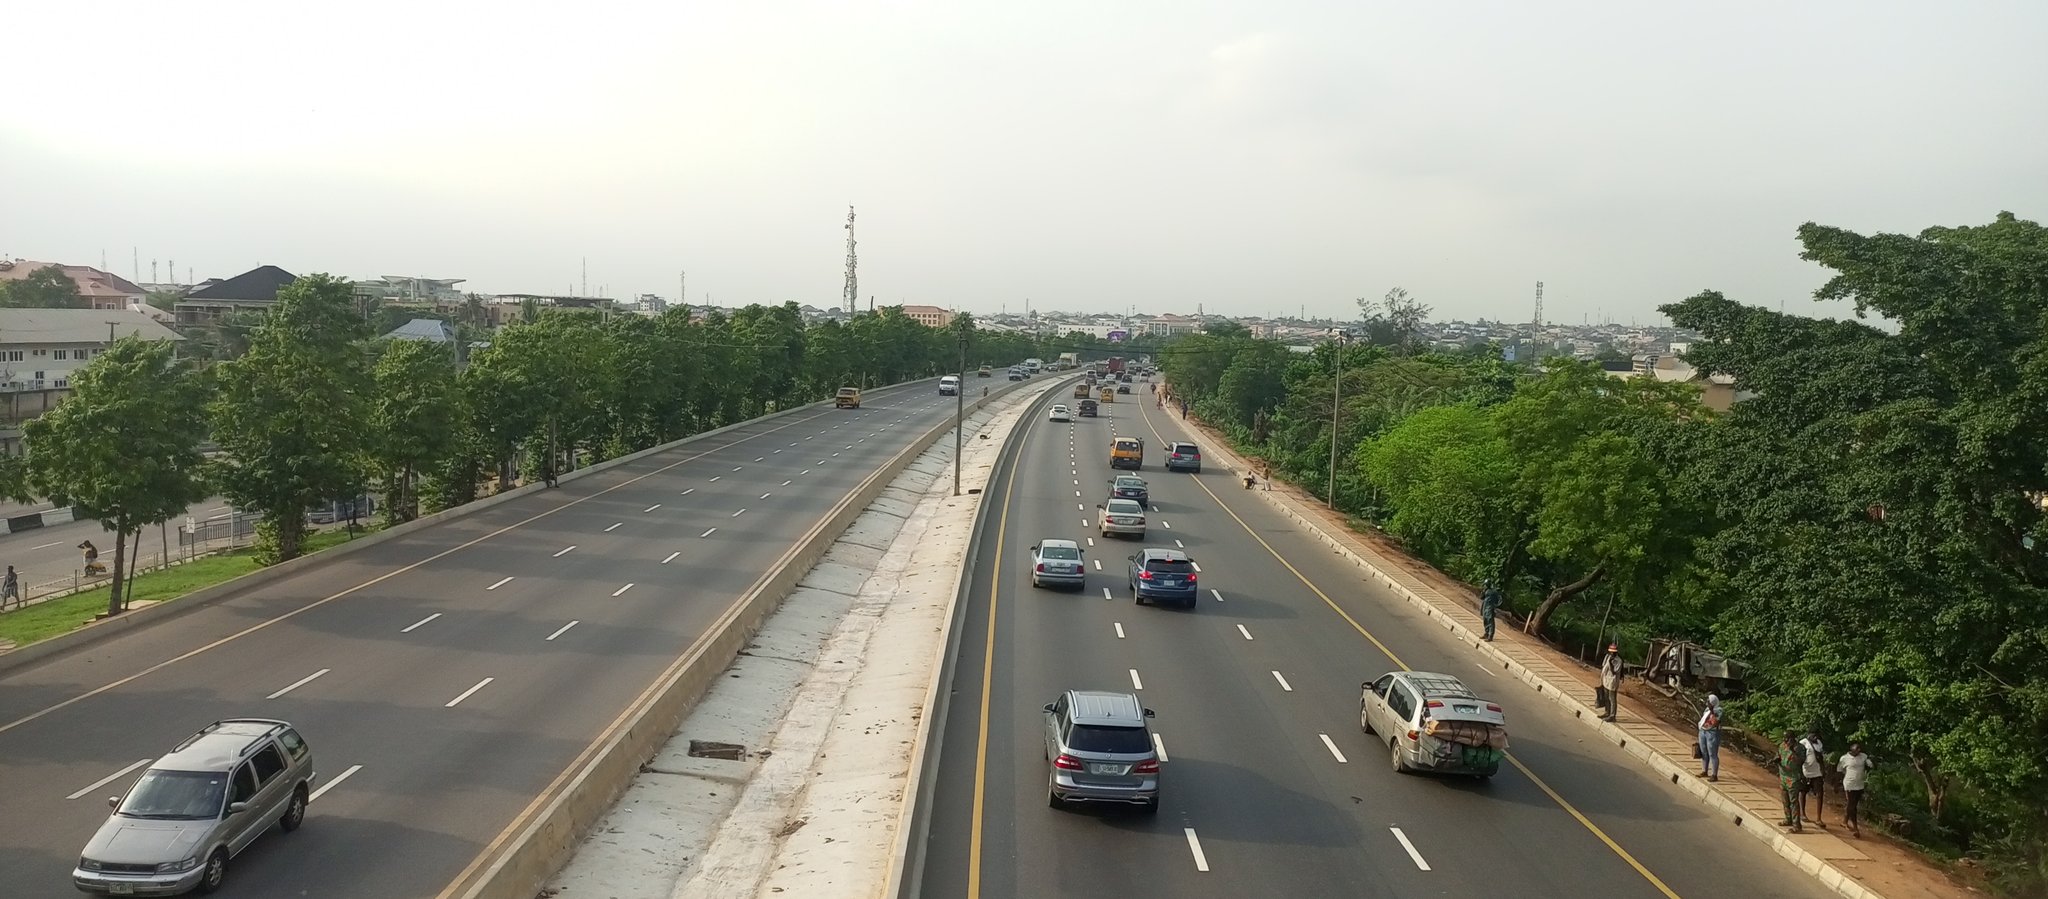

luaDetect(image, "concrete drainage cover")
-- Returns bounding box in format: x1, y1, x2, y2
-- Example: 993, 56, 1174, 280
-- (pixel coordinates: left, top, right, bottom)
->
688, 740, 747, 761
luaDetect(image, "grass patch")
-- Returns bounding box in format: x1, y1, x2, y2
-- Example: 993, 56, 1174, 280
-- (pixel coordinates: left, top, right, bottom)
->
0, 527, 375, 649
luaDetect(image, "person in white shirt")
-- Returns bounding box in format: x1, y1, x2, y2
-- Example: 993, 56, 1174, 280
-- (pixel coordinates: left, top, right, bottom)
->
1837, 742, 1871, 837
1799, 730, 1827, 824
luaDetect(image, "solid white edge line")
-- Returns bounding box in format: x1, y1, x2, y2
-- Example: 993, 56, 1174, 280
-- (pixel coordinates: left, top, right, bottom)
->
308, 764, 362, 802
487, 576, 514, 590
701, 528, 717, 538
546, 620, 580, 641
1114, 622, 1125, 638
1319, 733, 1350, 763
446, 677, 494, 708
402, 613, 442, 632
1151, 732, 1169, 761
1271, 670, 1293, 692
1237, 624, 1254, 640
662, 551, 681, 564
1391, 827, 1432, 871
1185, 828, 1210, 872
1129, 668, 1144, 690
267, 668, 330, 700
554, 545, 576, 557
612, 583, 634, 597
69, 759, 152, 800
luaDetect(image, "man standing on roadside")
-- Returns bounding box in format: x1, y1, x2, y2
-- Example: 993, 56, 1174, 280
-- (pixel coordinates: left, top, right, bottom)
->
1837, 742, 1871, 837
1696, 694, 1722, 782
1598, 643, 1624, 721
1800, 728, 1828, 826
1, 565, 16, 606
1479, 580, 1502, 641
1778, 730, 1806, 833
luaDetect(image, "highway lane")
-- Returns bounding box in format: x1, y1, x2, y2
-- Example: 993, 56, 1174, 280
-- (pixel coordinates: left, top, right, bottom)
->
0, 376, 992, 898
922, 382, 1839, 898
0, 496, 237, 594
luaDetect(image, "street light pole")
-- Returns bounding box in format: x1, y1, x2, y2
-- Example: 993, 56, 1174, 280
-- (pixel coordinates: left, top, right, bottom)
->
1328, 329, 1346, 509
954, 327, 966, 496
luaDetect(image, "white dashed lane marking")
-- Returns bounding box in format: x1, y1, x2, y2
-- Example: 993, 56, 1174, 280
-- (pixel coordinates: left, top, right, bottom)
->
1319, 733, 1349, 763
612, 583, 635, 597
445, 678, 495, 708
267, 669, 329, 700
604, 523, 623, 532
68, 760, 151, 801
554, 546, 576, 557
402, 613, 441, 632
547, 620, 580, 641
309, 764, 361, 802
1271, 671, 1293, 692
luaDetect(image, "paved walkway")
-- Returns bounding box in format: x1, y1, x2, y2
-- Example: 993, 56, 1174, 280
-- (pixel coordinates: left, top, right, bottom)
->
1174, 408, 1963, 899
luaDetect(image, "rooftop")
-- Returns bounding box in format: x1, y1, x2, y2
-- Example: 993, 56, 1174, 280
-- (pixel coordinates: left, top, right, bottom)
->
0, 307, 185, 344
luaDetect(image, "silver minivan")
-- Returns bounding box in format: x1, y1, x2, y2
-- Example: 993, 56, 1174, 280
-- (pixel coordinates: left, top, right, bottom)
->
74, 719, 317, 896
1361, 671, 1508, 779
1042, 690, 1160, 813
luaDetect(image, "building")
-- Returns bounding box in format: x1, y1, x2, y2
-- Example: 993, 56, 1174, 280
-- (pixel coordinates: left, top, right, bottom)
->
1140, 314, 1201, 337
353, 276, 466, 305
0, 308, 186, 451
0, 260, 146, 311
382, 318, 456, 343
175, 265, 299, 325
898, 304, 955, 329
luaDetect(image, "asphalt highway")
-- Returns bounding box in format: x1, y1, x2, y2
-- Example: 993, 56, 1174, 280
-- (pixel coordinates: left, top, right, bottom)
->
0, 496, 236, 595
921, 380, 1840, 899
0, 377, 984, 898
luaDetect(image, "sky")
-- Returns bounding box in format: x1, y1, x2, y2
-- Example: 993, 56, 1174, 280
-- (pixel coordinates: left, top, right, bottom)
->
3, 0, 2044, 325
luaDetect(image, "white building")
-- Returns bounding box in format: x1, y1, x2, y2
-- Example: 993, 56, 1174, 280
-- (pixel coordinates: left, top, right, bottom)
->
0, 308, 186, 451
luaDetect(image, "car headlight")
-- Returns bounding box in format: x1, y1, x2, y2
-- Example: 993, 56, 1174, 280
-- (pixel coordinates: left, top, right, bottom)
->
157, 857, 200, 874
79, 857, 103, 872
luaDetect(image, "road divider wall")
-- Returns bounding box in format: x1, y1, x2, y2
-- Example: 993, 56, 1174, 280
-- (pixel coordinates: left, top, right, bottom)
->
0, 378, 941, 675
441, 375, 1041, 899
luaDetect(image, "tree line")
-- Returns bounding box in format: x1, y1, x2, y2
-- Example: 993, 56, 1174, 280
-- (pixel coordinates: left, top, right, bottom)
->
1160, 213, 2048, 891
0, 274, 1077, 620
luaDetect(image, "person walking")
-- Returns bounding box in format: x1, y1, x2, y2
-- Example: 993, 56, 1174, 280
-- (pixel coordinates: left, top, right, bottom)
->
1800, 729, 1828, 826
541, 456, 558, 489
1479, 580, 1502, 641
1598, 643, 1624, 721
1837, 742, 1871, 837
1696, 694, 1722, 782
1, 564, 17, 607
1777, 731, 1806, 832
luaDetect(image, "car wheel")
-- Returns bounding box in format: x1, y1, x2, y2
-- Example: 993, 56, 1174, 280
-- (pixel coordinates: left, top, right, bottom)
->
280, 785, 307, 832
1390, 740, 1410, 775
1047, 782, 1063, 810
1141, 798, 1160, 816
1361, 704, 1375, 735
197, 848, 228, 895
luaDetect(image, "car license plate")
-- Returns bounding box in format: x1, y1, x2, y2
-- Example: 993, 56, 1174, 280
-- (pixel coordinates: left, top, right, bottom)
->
1089, 763, 1129, 776
1159, 579, 1179, 587
110, 885, 136, 896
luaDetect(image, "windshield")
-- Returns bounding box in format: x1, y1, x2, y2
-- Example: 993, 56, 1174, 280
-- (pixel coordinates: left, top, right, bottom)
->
118, 770, 226, 820
1040, 546, 1080, 561
1068, 724, 1152, 754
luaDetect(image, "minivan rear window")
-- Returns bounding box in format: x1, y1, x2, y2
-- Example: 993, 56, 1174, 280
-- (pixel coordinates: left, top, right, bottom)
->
1068, 724, 1152, 754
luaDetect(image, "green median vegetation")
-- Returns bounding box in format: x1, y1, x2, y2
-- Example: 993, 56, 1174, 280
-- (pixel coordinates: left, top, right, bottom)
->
0, 527, 372, 649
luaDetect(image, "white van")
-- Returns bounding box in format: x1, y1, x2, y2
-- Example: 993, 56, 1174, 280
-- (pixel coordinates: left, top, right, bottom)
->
1024, 358, 1043, 373
938, 375, 960, 396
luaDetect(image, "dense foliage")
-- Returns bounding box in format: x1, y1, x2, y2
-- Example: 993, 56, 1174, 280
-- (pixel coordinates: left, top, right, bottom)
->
1161, 214, 2048, 888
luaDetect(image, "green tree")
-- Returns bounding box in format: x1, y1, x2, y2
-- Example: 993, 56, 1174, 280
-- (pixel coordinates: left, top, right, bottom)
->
208, 274, 373, 563
0, 265, 82, 308
17, 338, 209, 614
371, 339, 460, 524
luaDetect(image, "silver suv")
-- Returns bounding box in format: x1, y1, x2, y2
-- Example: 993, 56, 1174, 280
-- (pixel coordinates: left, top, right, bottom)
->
1042, 690, 1160, 813
74, 719, 317, 896
1361, 671, 1507, 779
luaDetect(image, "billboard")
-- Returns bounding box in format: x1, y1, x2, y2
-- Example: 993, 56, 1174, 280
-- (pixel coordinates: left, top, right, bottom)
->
1107, 329, 1129, 343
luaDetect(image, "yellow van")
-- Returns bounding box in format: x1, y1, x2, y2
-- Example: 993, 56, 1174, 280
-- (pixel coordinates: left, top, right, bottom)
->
835, 387, 862, 409
1110, 436, 1144, 470
1100, 387, 1116, 404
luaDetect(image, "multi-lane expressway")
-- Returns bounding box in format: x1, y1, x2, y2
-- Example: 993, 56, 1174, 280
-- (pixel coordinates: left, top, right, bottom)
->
0, 378, 967, 897
921, 382, 1838, 898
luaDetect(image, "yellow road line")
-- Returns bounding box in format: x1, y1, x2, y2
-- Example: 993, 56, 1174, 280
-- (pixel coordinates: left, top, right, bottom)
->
968, 396, 1042, 898
1134, 400, 1681, 899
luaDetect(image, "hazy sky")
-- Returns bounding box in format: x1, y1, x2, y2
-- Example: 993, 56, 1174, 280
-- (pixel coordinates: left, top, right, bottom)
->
4, 1, 2043, 324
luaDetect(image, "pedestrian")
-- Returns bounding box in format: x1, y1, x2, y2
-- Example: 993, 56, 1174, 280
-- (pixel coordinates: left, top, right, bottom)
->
1598, 643, 1624, 721
1777, 730, 1805, 832
1837, 742, 1870, 837
1, 564, 16, 607
1800, 728, 1828, 825
1479, 579, 1502, 641
1696, 694, 1722, 782
541, 456, 558, 489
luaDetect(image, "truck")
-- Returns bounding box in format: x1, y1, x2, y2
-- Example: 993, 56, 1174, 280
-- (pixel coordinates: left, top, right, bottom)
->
1024, 358, 1043, 374
1057, 352, 1079, 370
1104, 356, 1125, 376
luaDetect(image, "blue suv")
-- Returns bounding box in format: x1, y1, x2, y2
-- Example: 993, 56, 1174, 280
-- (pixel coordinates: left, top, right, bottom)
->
1128, 548, 1198, 608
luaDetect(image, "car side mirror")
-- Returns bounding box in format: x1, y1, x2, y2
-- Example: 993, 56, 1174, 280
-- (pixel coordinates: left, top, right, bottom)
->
1042, 703, 1056, 714
1029, 545, 1037, 552
227, 801, 250, 815
1127, 555, 1136, 561
107, 796, 120, 809
1143, 708, 1156, 718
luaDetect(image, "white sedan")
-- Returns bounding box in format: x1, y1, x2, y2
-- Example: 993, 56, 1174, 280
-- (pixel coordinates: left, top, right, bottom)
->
1048, 404, 1073, 422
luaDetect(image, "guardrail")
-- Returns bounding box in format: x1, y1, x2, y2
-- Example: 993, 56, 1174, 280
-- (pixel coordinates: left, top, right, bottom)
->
435, 374, 1038, 899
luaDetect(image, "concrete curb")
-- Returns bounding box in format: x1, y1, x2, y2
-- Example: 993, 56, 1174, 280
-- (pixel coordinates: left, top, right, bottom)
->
443, 376, 1038, 899
0, 380, 936, 676
1185, 417, 1887, 899
886, 375, 1075, 899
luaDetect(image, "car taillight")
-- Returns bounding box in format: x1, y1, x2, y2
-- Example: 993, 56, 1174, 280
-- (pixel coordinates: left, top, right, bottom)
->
1406, 729, 1419, 741
1487, 704, 1503, 713
1035, 563, 1045, 572
1186, 573, 1197, 583
1134, 759, 1160, 775
1426, 700, 1444, 708
1138, 570, 1153, 580
1054, 754, 1084, 771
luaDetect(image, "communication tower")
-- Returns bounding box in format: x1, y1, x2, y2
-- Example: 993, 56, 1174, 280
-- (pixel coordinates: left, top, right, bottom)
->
842, 206, 859, 313
1533, 281, 1545, 328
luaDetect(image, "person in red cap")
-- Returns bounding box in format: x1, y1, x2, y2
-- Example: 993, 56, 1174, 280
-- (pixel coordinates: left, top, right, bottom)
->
1598, 643, 1624, 721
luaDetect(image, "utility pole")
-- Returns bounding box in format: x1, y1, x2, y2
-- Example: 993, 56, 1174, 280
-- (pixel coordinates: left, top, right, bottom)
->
954, 324, 967, 496
581, 258, 587, 298
1328, 328, 1349, 509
